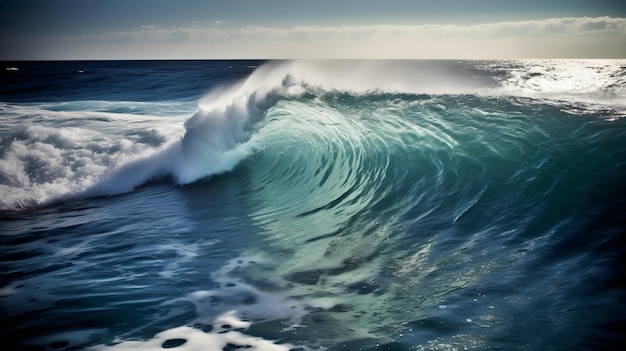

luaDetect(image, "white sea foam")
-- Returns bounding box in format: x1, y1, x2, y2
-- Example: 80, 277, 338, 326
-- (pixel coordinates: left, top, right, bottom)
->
180, 255, 307, 327
489, 59, 626, 105
0, 108, 185, 210
86, 255, 309, 351
89, 323, 299, 351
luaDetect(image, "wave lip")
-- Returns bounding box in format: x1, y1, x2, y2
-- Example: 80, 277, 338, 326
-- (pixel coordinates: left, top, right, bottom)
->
0, 62, 300, 210
169, 67, 286, 184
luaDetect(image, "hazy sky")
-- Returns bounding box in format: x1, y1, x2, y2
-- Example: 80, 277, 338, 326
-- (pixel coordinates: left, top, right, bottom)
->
1, 0, 625, 59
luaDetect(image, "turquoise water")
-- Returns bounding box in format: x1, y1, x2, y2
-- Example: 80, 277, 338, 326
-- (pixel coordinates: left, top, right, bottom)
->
1, 60, 625, 350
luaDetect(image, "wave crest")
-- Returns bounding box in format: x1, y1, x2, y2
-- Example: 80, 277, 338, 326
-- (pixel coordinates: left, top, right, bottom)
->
2, 60, 625, 211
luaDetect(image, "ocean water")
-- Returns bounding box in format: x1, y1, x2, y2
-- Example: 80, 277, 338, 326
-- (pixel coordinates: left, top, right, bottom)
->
1, 59, 625, 351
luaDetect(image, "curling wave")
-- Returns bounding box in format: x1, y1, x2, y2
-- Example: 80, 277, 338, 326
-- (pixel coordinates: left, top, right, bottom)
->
1, 60, 625, 211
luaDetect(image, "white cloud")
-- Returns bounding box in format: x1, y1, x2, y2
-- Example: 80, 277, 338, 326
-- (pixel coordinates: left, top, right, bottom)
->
3, 17, 626, 59
89, 16, 626, 43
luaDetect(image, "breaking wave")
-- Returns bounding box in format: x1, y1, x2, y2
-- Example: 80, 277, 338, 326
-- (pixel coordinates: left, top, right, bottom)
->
1, 60, 625, 211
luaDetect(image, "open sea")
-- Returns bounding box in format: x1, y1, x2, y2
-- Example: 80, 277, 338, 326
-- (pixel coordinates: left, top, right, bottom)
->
1, 60, 625, 350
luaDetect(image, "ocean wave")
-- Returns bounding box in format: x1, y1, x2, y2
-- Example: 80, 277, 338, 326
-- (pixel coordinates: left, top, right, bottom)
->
1, 60, 625, 211
2, 60, 626, 350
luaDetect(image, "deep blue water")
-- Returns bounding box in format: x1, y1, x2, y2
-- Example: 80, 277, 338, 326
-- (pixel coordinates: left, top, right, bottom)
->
1, 60, 626, 350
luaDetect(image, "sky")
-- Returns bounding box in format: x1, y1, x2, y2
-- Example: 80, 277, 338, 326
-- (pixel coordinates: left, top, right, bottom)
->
1, 0, 625, 60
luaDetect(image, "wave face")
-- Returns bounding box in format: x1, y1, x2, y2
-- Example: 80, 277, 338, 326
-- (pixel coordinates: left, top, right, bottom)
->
1, 60, 626, 350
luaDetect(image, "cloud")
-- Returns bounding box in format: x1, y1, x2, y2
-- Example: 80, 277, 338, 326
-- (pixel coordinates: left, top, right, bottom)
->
3, 17, 626, 59
86, 16, 626, 43
73, 17, 626, 43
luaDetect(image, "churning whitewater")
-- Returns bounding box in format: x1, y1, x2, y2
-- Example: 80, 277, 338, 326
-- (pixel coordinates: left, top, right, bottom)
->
1, 60, 625, 350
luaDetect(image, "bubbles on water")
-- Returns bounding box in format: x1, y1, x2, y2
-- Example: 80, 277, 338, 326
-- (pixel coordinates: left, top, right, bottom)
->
91, 323, 300, 351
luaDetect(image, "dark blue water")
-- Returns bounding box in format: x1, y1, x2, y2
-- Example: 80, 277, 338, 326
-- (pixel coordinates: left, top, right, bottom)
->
1, 60, 625, 350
